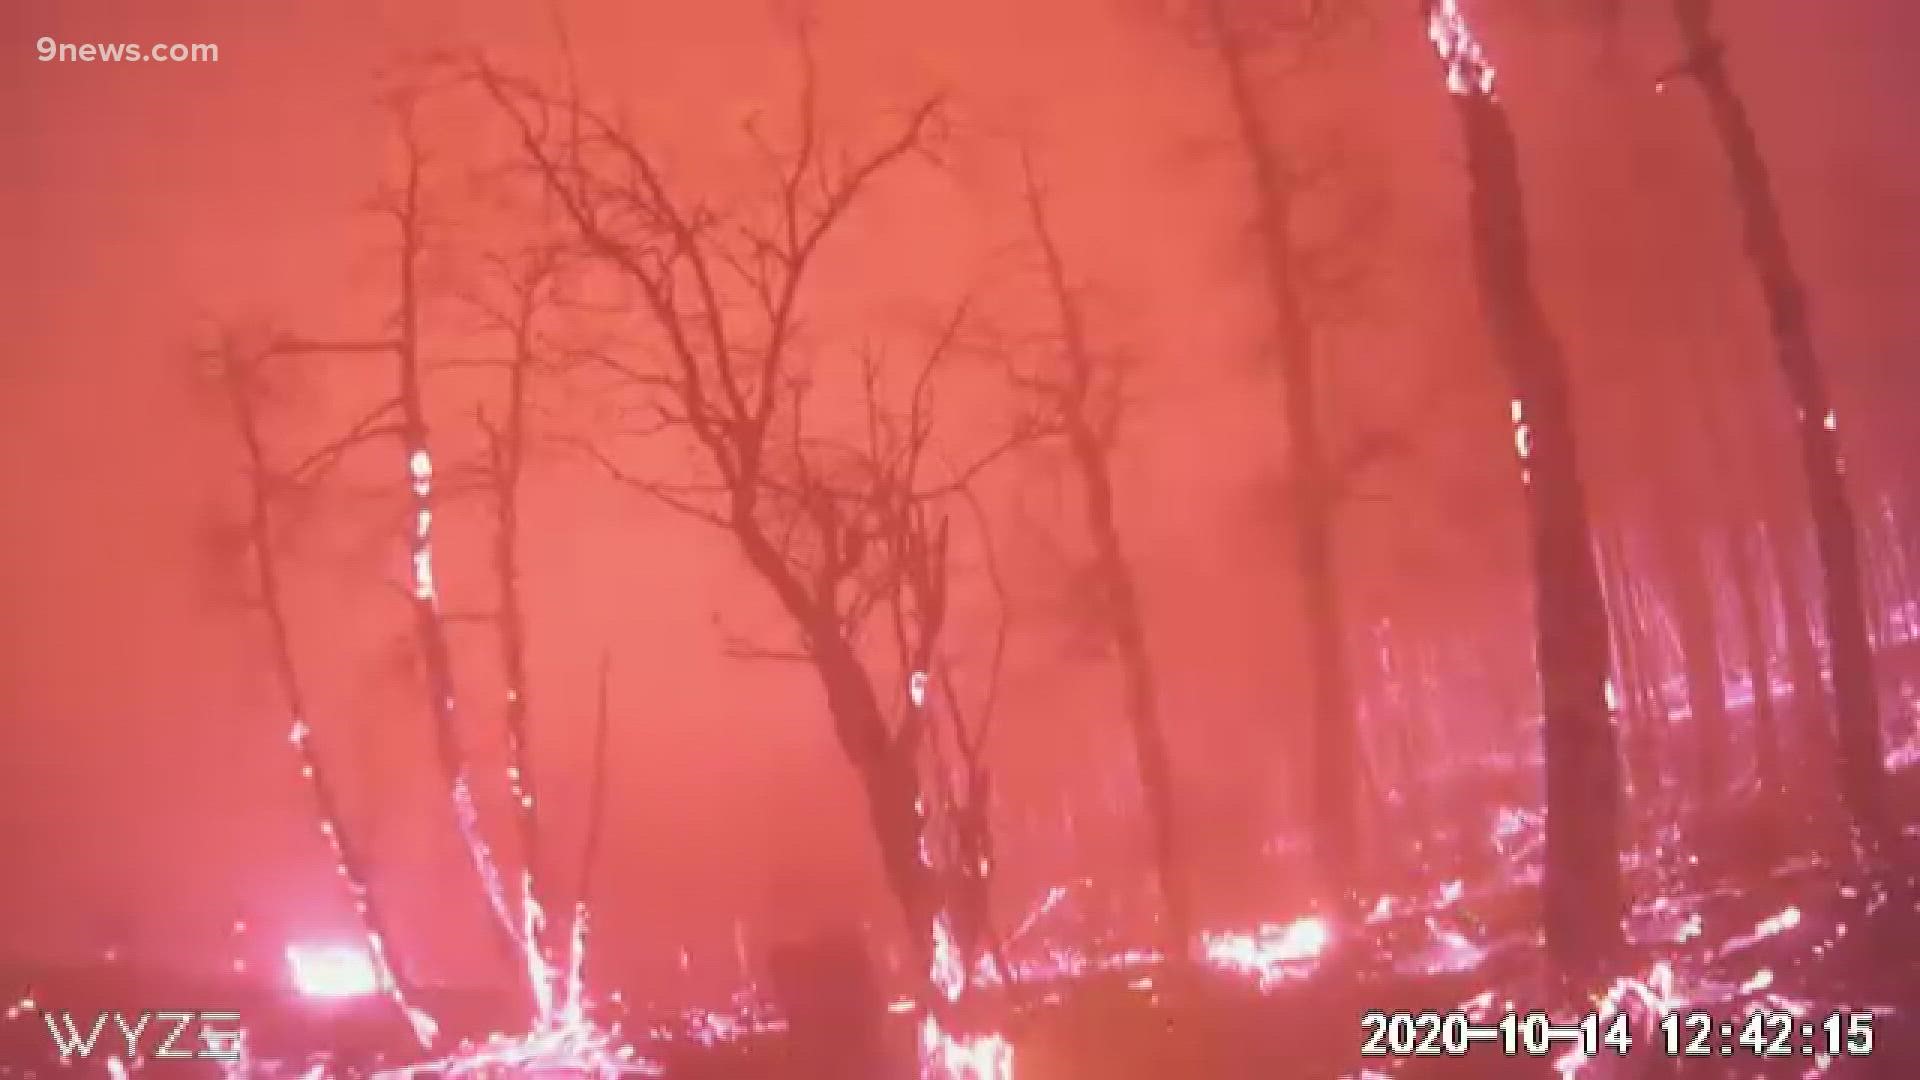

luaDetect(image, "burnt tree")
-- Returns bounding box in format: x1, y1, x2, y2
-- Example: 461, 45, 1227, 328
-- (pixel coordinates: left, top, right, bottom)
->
1019, 151, 1193, 958
1422, 0, 1623, 975
480, 50, 1029, 992
262, 105, 534, 1008
1201, 0, 1366, 897
207, 334, 432, 1046
1667, 0, 1891, 852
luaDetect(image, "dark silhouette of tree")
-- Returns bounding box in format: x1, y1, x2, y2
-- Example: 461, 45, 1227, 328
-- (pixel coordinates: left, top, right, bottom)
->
260, 102, 536, 1008
205, 332, 434, 1048
1420, 0, 1623, 976
478, 49, 1032, 1002
1199, 0, 1366, 900
1664, 0, 1892, 855
1690, 344, 1785, 805
1018, 151, 1192, 960
465, 243, 571, 982
1659, 515, 1729, 807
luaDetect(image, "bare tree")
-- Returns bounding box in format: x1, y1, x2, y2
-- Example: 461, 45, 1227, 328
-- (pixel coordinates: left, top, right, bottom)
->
205, 333, 433, 1047
1017, 151, 1193, 959
1420, 0, 1624, 975
477, 49, 1035, 998
1198, 0, 1369, 901
1662, 0, 1892, 855
260, 100, 536, 1005
465, 243, 571, 978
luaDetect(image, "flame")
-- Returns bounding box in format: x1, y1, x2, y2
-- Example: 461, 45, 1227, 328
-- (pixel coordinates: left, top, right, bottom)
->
1427, 0, 1497, 97
286, 945, 379, 998
1200, 916, 1329, 989
920, 1014, 1015, 1080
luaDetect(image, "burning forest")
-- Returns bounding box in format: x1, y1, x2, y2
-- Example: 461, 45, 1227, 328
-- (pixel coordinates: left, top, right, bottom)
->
5, 0, 1920, 1077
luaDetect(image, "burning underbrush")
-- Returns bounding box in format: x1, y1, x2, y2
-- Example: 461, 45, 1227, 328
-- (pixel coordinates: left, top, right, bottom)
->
8, 806, 1919, 1080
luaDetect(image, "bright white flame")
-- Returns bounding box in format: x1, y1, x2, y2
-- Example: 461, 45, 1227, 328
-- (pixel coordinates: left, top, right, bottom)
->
1428, 0, 1497, 97
1200, 916, 1329, 989
919, 1013, 1015, 1080
1718, 905, 1801, 957
931, 915, 967, 1004
412, 547, 436, 600
287, 944, 380, 997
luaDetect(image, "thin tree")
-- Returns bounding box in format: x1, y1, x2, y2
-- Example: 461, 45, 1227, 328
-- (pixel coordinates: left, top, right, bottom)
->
264, 102, 535, 1004
1200, 0, 1366, 899
1421, 0, 1624, 976
466, 244, 570, 986
1664, 0, 1892, 853
207, 333, 435, 1048
1690, 343, 1785, 804
1018, 151, 1192, 959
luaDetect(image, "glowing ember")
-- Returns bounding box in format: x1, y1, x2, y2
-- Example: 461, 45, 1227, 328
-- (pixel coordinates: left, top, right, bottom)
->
1717, 905, 1801, 957
1200, 915, 1329, 989
919, 1014, 1015, 1080
1427, 0, 1497, 97
286, 944, 380, 998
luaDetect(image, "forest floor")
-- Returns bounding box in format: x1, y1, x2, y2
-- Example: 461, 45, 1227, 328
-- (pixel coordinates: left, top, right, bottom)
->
4, 750, 1918, 1079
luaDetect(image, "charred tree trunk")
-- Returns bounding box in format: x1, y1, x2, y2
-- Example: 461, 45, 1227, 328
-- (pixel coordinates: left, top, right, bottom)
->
1022, 158, 1192, 959
738, 519, 938, 982
1425, 1, 1623, 975
384, 140, 531, 996
1671, 0, 1891, 851
1663, 526, 1730, 806
1208, 0, 1363, 900
1598, 533, 1660, 810
1726, 524, 1784, 799
1691, 344, 1787, 804
482, 269, 555, 970
818, 636, 937, 972
1765, 511, 1830, 761
218, 345, 427, 1043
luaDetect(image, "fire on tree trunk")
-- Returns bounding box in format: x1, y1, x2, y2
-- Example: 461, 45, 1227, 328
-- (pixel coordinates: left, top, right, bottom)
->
1423, 0, 1625, 976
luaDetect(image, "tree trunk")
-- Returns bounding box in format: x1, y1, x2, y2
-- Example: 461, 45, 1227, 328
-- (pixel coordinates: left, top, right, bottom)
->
1207, 0, 1363, 900
1023, 156, 1193, 958
387, 155, 531, 997
224, 353, 427, 1044
1764, 511, 1830, 763
1101, 532, 1193, 957
492, 304, 553, 980
1663, 526, 1730, 806
1672, 0, 1890, 853
813, 635, 938, 973
1726, 524, 1783, 799
1426, 5, 1624, 973
1598, 533, 1660, 809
